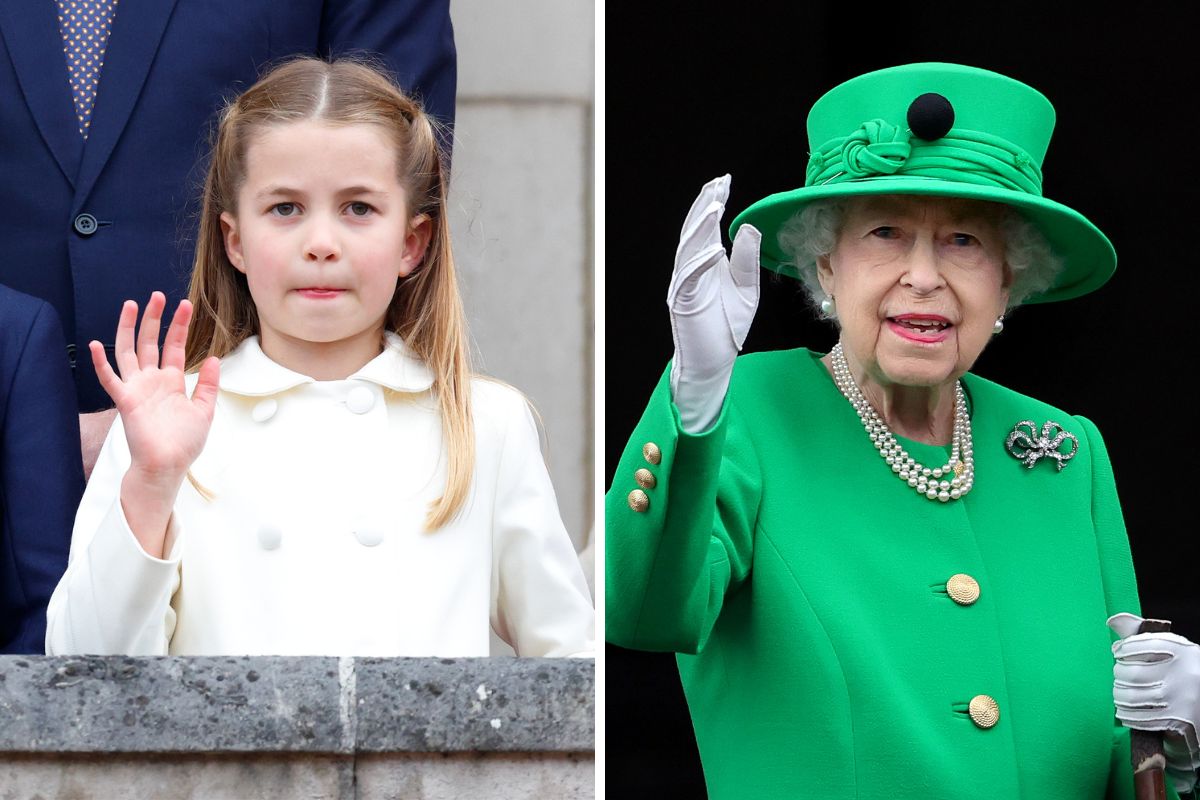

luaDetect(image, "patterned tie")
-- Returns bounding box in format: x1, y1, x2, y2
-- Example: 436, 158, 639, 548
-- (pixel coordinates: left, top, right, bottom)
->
55, 0, 119, 139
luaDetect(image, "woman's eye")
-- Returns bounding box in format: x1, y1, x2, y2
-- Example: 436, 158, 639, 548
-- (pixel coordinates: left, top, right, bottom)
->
347, 202, 374, 217
951, 232, 979, 246
271, 203, 298, 217
870, 226, 898, 239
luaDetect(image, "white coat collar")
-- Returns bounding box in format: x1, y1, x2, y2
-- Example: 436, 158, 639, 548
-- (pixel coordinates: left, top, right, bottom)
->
218, 332, 435, 396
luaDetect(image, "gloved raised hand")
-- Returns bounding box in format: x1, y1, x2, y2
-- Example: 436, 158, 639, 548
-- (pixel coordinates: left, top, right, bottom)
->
1109, 612, 1200, 794
667, 175, 761, 433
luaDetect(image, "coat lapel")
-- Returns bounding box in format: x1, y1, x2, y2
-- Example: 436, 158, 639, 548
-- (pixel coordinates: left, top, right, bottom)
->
0, 4, 85, 187
71, 0, 179, 213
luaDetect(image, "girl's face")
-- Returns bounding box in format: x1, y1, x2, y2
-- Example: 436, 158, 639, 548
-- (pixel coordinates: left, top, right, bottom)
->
221, 121, 430, 378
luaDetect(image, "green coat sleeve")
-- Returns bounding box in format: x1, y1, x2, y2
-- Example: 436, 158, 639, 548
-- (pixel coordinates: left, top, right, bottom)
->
1075, 415, 1176, 800
605, 364, 761, 654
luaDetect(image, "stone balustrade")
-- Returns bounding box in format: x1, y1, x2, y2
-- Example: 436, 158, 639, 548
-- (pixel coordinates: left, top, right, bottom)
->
0, 655, 594, 799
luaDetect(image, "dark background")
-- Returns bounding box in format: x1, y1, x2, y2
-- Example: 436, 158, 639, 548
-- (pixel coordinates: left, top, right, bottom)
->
604, 5, 1199, 797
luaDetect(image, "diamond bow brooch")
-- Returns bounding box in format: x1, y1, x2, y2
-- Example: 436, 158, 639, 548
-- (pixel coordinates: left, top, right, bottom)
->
1005, 420, 1078, 472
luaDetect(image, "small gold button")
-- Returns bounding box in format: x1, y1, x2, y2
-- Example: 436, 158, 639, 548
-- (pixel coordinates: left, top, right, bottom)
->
642, 442, 662, 465
634, 468, 656, 489
968, 695, 1000, 729
628, 489, 649, 513
946, 574, 981, 606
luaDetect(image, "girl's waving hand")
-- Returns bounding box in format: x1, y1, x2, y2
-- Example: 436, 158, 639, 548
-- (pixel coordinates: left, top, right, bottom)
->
90, 292, 219, 557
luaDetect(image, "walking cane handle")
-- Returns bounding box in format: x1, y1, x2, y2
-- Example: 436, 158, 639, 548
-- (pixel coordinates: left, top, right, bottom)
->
1132, 618, 1172, 800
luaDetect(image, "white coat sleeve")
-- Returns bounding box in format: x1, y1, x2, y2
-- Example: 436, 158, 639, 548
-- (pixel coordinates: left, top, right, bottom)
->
490, 396, 595, 657
44, 413, 183, 655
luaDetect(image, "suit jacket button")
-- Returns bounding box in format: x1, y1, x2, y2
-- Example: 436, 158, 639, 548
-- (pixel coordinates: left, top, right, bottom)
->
968, 695, 1000, 729
946, 574, 980, 605
346, 386, 375, 414
258, 525, 283, 550
634, 468, 656, 489
251, 398, 278, 422
628, 489, 649, 513
642, 442, 662, 465
73, 213, 98, 236
354, 528, 384, 547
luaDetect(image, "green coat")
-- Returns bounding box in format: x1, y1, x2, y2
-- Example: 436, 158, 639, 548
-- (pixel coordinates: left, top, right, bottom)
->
606, 348, 1165, 800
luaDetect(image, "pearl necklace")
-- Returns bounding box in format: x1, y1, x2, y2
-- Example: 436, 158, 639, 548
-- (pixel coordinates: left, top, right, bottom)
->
829, 342, 974, 502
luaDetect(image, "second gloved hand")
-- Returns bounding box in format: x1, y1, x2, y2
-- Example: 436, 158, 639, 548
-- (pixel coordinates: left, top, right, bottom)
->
667, 175, 761, 433
1109, 612, 1200, 794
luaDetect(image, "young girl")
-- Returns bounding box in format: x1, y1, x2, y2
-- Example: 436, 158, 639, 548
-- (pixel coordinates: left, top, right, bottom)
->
44, 57, 595, 658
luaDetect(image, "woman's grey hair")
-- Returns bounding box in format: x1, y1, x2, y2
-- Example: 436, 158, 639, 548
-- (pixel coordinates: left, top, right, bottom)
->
776, 198, 1065, 317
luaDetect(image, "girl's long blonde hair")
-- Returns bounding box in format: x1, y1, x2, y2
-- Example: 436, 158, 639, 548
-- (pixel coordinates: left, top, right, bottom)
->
185, 56, 473, 530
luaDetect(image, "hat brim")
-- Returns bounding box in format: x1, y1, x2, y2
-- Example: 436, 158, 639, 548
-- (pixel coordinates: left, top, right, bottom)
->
729, 177, 1115, 305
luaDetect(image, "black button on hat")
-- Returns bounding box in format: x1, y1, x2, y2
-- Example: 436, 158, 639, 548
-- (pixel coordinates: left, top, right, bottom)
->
907, 93, 955, 141
73, 213, 98, 236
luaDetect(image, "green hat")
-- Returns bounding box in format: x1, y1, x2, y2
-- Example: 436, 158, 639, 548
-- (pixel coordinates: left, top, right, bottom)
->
730, 62, 1115, 304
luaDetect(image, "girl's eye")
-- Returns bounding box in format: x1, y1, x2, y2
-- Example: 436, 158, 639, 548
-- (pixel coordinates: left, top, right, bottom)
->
271, 203, 298, 217
347, 202, 374, 217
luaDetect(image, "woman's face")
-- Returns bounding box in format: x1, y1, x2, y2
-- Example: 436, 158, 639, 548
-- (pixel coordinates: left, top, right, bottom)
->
817, 195, 1011, 390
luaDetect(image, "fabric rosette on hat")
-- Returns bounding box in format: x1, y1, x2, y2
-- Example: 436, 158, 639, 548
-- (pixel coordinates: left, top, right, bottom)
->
730, 62, 1115, 304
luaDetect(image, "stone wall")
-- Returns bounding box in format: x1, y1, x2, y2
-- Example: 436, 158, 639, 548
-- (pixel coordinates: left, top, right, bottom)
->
0, 656, 594, 799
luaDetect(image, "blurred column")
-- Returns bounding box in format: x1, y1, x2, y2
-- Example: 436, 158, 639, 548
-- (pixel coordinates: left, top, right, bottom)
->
449, 1, 594, 553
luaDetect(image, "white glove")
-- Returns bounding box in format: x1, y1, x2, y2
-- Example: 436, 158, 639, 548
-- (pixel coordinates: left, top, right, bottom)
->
667, 175, 761, 434
1109, 612, 1200, 793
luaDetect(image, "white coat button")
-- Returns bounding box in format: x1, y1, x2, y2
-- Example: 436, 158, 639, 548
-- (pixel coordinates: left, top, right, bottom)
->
346, 386, 375, 414
252, 398, 278, 422
353, 527, 384, 547
258, 525, 283, 550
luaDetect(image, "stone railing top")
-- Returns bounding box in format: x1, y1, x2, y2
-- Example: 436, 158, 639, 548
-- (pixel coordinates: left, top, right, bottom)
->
0, 656, 594, 755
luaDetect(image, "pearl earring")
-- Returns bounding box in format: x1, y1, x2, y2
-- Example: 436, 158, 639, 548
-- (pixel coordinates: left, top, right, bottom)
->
820, 296, 836, 318
993, 315, 1005, 335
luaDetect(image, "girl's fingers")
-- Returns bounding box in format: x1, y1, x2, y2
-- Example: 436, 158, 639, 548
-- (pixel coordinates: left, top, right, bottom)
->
113, 300, 140, 379
161, 299, 193, 372
136, 292, 166, 370
190, 356, 221, 419
90, 340, 124, 405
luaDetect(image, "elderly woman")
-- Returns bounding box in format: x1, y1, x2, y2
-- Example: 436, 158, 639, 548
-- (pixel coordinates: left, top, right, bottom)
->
606, 63, 1200, 799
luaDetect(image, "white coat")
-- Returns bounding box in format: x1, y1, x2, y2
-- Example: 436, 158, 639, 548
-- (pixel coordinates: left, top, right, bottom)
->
45, 334, 595, 657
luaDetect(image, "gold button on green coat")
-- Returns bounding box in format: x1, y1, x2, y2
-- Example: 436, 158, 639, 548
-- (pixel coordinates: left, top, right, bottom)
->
635, 468, 657, 489
606, 350, 1152, 800
627, 489, 649, 513
947, 573, 981, 606
969, 694, 1001, 729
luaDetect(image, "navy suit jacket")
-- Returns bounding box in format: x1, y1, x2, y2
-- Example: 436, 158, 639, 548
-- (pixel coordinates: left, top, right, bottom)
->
0, 285, 84, 653
0, 1, 456, 411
